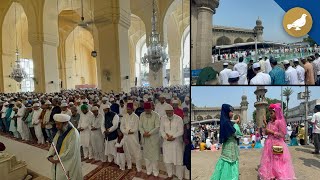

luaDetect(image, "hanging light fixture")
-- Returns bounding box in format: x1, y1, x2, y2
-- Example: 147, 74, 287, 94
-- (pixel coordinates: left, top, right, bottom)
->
141, 0, 169, 72
10, 3, 27, 83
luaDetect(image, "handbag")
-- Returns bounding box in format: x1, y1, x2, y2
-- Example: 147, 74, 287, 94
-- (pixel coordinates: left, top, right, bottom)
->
272, 145, 283, 154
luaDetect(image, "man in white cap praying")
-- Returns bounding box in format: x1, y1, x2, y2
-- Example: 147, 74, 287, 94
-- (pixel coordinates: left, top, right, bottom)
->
284, 60, 299, 85
16, 101, 29, 141
44, 100, 53, 142
160, 104, 184, 180
250, 63, 271, 85
32, 103, 45, 144
99, 97, 111, 115
47, 114, 83, 180
90, 106, 105, 163
233, 57, 248, 84
61, 103, 72, 117
155, 94, 169, 118
228, 71, 240, 85
293, 58, 305, 85
219, 62, 232, 85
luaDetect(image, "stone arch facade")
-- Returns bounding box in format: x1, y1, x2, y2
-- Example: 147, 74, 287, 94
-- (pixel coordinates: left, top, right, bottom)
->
234, 37, 244, 44
247, 38, 254, 42
216, 36, 231, 46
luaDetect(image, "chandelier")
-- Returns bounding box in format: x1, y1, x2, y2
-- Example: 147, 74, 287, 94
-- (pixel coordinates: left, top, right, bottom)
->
10, 49, 27, 83
141, 0, 169, 72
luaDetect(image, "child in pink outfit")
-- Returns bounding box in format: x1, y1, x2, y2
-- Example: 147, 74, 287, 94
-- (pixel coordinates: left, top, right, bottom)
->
258, 103, 296, 180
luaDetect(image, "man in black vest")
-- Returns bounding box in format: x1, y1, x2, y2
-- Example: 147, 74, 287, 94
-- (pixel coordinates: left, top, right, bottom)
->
101, 104, 120, 165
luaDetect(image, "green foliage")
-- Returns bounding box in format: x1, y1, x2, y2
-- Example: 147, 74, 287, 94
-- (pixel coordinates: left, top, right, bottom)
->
303, 36, 316, 46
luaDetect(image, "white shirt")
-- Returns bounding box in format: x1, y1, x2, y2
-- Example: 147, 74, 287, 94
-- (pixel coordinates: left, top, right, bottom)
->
155, 102, 169, 118
295, 65, 305, 84
250, 72, 271, 85
259, 60, 266, 73
311, 112, 320, 134
233, 62, 247, 84
219, 68, 232, 85
265, 59, 272, 74
285, 66, 299, 85
1, 106, 7, 118
313, 57, 320, 75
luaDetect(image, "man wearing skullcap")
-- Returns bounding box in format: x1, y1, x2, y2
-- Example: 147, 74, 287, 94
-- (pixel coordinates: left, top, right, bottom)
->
99, 97, 111, 115
134, 100, 145, 117
182, 96, 190, 112
101, 103, 119, 165
61, 103, 72, 117
233, 57, 248, 84
78, 104, 94, 162
49, 98, 62, 138
155, 94, 169, 118
283, 60, 299, 85
228, 71, 240, 85
16, 101, 30, 141
250, 63, 271, 85
70, 106, 80, 128
139, 102, 160, 178
90, 106, 105, 163
120, 102, 142, 176
269, 57, 286, 85
47, 114, 83, 180
110, 98, 120, 114
219, 62, 232, 85
160, 104, 184, 180
293, 58, 305, 85
43, 100, 53, 143
1, 102, 8, 132
119, 100, 127, 118
32, 103, 45, 144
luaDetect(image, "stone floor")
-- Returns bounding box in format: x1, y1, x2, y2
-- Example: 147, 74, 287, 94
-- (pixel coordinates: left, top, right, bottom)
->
191, 145, 320, 180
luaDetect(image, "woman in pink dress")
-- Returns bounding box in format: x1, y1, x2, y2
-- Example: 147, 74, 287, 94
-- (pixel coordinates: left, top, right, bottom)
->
258, 103, 296, 180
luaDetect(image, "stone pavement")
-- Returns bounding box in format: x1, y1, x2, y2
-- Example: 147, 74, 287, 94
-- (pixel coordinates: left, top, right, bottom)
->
191, 145, 320, 180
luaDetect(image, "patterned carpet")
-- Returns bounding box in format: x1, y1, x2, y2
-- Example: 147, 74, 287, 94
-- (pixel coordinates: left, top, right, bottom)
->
0, 131, 169, 180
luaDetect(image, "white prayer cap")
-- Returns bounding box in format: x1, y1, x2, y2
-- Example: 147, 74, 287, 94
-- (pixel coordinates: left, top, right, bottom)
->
223, 63, 228, 66
61, 100, 67, 104
102, 97, 108, 101
53, 114, 70, 122
159, 94, 165, 98
61, 103, 68, 107
252, 63, 260, 69
172, 100, 179, 104
259, 56, 262, 59
101, 104, 110, 109
45, 100, 52, 105
3, 102, 9, 106
293, 58, 299, 62
283, 60, 290, 65
33, 98, 39, 101
228, 71, 240, 79
110, 97, 115, 101
69, 102, 74, 106
165, 104, 174, 111
91, 106, 99, 111
76, 99, 81, 103
33, 103, 40, 107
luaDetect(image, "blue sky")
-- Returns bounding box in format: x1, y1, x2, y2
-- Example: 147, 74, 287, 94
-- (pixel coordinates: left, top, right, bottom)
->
213, 0, 305, 43
191, 86, 320, 121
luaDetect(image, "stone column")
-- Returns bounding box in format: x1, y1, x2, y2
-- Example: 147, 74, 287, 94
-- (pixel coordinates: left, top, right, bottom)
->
169, 52, 182, 85
57, 39, 67, 89
93, 0, 131, 93
191, 3, 198, 70
0, 26, 4, 92
194, 0, 219, 69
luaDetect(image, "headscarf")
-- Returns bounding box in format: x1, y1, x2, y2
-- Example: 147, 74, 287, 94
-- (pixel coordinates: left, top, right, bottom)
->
219, 104, 236, 144
268, 103, 286, 139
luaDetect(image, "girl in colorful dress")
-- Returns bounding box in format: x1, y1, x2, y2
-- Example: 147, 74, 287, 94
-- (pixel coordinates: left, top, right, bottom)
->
211, 104, 241, 180
258, 103, 296, 180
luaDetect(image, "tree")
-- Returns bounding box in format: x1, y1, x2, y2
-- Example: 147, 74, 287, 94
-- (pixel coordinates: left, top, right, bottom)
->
283, 87, 293, 113
252, 98, 286, 123
303, 36, 316, 46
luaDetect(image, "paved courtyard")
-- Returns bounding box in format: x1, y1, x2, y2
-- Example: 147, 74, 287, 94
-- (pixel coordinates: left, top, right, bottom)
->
191, 145, 320, 180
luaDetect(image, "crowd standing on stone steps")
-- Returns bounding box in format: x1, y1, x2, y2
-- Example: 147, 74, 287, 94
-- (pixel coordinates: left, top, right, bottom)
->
0, 85, 190, 180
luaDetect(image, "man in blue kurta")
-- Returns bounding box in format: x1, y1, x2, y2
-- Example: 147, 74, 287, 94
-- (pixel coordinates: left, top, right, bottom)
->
47, 114, 83, 180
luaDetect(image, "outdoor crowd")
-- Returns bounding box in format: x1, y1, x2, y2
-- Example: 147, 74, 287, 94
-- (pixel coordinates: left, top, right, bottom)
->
0, 86, 191, 180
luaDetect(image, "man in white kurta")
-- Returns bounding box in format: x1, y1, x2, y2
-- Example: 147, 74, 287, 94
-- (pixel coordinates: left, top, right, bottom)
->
139, 102, 160, 177
293, 58, 305, 85
47, 114, 83, 180
250, 63, 272, 85
61, 103, 72, 117
32, 103, 45, 144
219, 63, 232, 85
120, 103, 142, 175
78, 104, 93, 161
160, 104, 184, 180
101, 104, 119, 164
16, 102, 30, 141
90, 106, 105, 163
265, 57, 272, 74
284, 60, 299, 85
155, 94, 169, 118
233, 57, 248, 84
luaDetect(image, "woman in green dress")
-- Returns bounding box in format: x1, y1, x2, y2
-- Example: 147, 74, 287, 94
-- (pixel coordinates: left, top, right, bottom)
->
211, 104, 242, 180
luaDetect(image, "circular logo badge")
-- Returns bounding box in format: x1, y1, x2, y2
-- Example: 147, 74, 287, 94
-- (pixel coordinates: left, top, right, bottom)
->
283, 7, 313, 37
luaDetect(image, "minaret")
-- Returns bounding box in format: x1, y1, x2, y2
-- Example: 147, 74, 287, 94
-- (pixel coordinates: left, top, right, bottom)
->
240, 94, 249, 125
254, 86, 268, 128
254, 17, 264, 42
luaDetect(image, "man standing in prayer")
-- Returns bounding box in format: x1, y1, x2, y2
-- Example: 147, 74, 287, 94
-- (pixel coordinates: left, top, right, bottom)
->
258, 56, 266, 73
309, 105, 320, 154
173, 100, 184, 119
61, 103, 72, 117
70, 107, 80, 129
32, 103, 45, 144
284, 60, 299, 85
110, 98, 120, 114
293, 58, 305, 85
47, 114, 83, 180
50, 98, 61, 137
264, 56, 272, 74
90, 106, 105, 163
233, 57, 248, 84
139, 102, 160, 178
135, 100, 145, 117
250, 63, 271, 85
219, 63, 232, 85
160, 104, 184, 180
155, 94, 169, 118
228, 71, 240, 85
16, 101, 29, 141
247, 59, 255, 85
44, 100, 53, 143
120, 103, 143, 176
269, 57, 286, 85
302, 58, 315, 85
78, 104, 93, 162
101, 104, 119, 165
313, 53, 320, 85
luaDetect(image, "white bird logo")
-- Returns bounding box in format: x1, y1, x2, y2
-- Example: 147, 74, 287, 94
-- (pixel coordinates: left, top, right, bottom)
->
287, 14, 307, 31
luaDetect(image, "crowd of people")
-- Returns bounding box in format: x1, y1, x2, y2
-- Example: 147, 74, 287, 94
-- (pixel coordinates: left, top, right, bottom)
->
0, 86, 191, 180
219, 52, 320, 85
